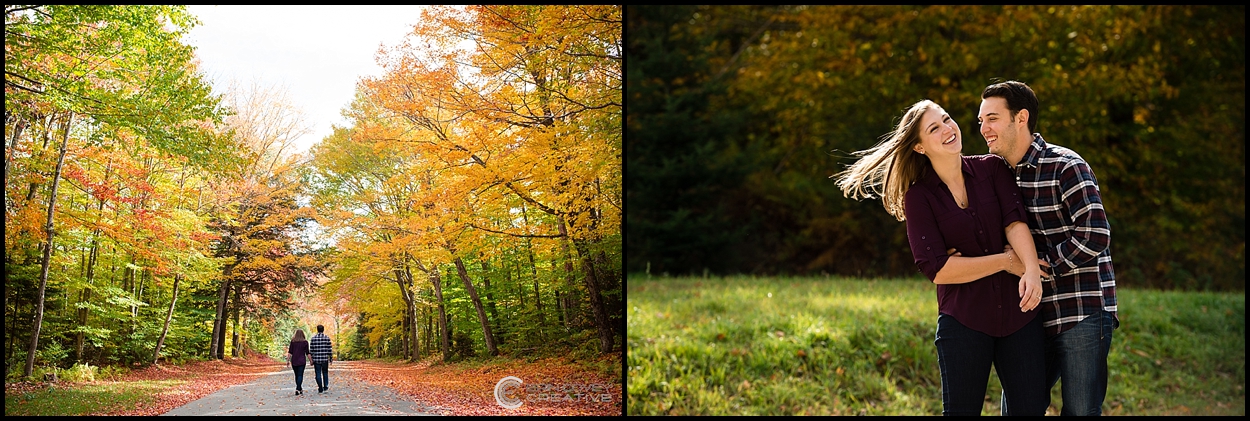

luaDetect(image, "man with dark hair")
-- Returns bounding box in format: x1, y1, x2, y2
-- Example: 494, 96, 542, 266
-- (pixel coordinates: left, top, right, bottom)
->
978, 80, 1119, 415
309, 324, 333, 393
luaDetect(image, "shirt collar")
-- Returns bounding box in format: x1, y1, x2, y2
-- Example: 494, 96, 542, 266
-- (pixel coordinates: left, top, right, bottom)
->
1018, 133, 1047, 168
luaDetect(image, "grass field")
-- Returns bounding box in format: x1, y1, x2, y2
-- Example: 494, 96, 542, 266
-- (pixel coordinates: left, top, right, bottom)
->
626, 275, 1245, 415
4, 379, 187, 416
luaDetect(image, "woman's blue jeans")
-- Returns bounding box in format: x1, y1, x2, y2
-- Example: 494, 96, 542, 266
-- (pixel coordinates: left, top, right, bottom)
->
935, 312, 1047, 416
292, 364, 306, 391
1045, 309, 1118, 415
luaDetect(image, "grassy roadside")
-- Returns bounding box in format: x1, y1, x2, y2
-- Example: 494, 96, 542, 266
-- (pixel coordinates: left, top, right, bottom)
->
627, 274, 1245, 415
4, 353, 283, 416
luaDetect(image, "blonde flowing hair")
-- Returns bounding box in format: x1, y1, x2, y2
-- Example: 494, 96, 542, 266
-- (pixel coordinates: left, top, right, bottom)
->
292, 329, 307, 343
832, 99, 937, 221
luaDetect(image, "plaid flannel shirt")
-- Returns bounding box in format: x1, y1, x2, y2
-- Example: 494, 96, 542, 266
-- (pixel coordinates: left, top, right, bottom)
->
1013, 134, 1118, 337
310, 332, 332, 364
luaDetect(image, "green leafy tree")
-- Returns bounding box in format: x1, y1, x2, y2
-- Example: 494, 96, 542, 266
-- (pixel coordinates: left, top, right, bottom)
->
5, 4, 237, 378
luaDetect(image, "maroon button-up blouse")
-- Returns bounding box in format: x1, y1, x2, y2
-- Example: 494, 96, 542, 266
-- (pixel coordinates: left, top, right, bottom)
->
903, 154, 1037, 337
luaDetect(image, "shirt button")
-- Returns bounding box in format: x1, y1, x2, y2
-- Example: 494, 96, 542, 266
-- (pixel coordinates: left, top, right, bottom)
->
984, 249, 989, 253
927, 247, 931, 250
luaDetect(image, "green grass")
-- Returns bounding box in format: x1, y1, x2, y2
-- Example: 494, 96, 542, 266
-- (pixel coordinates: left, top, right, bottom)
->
626, 274, 1245, 416
4, 379, 187, 416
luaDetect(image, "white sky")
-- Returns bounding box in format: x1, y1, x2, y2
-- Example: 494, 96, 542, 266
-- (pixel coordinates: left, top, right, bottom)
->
182, 5, 428, 154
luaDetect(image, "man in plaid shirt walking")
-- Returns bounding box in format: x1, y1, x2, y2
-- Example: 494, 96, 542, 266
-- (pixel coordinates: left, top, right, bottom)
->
979, 80, 1119, 416
310, 324, 333, 393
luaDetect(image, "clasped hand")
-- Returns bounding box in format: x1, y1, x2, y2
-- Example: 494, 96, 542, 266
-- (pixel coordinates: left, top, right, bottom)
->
945, 245, 1050, 312
1003, 244, 1049, 312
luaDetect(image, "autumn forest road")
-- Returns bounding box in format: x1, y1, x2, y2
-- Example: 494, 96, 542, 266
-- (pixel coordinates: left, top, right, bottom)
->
160, 361, 440, 416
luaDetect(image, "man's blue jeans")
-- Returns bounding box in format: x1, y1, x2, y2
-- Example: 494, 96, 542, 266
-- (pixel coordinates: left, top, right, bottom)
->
314, 361, 329, 391
935, 312, 1048, 416
1045, 309, 1118, 415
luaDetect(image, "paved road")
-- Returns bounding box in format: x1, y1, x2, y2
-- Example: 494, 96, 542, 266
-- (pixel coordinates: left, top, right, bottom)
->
161, 361, 439, 416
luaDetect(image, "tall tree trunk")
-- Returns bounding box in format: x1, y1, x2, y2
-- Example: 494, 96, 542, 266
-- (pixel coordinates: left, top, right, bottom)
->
573, 238, 614, 354
596, 249, 623, 342
136, 264, 148, 320
73, 239, 96, 359
74, 237, 97, 362
404, 265, 420, 361
153, 275, 180, 365
8, 286, 22, 377
231, 282, 242, 358
4, 116, 26, 188
520, 203, 546, 334
453, 256, 498, 356
423, 311, 431, 358
556, 290, 568, 328
210, 275, 231, 360
74, 162, 109, 363
480, 255, 502, 345
392, 267, 414, 360
556, 217, 578, 330
428, 268, 451, 361
24, 111, 71, 378
426, 313, 434, 358
125, 259, 137, 319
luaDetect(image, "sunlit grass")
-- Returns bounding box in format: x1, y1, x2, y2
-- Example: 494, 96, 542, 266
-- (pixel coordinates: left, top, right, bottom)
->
627, 275, 1244, 416
4, 379, 188, 416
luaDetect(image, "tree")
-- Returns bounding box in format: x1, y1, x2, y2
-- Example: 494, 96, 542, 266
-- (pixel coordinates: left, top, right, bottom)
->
361, 4, 623, 354
6, 5, 234, 377
207, 81, 322, 360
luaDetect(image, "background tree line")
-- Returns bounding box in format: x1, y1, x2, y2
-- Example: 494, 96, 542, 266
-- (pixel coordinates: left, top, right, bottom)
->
627, 5, 1244, 290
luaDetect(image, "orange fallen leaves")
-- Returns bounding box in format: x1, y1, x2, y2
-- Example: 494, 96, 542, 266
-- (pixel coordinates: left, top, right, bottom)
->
346, 354, 623, 416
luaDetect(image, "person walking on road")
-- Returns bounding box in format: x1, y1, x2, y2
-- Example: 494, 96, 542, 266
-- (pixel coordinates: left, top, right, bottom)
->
285, 329, 311, 395
310, 324, 334, 393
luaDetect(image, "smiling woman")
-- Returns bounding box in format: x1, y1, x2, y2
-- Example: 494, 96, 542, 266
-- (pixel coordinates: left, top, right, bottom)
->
183, 5, 430, 154
831, 98, 1048, 415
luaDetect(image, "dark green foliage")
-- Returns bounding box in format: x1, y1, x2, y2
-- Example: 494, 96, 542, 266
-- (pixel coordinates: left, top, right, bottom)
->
626, 6, 1245, 290
626, 5, 756, 275
347, 312, 373, 360
452, 330, 475, 360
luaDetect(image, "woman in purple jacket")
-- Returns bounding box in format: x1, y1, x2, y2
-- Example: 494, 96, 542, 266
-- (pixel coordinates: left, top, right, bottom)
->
286, 329, 311, 395
833, 99, 1049, 415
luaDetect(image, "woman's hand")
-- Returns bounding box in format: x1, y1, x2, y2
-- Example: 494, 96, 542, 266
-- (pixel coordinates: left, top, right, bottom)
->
1000, 245, 1049, 312
1002, 245, 1051, 277
1017, 268, 1044, 312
